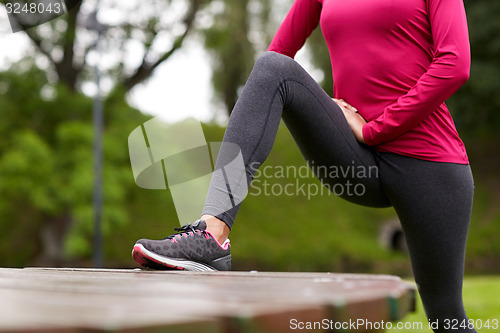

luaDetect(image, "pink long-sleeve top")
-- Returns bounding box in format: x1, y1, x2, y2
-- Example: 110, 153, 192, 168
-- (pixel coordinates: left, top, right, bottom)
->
268, 0, 471, 164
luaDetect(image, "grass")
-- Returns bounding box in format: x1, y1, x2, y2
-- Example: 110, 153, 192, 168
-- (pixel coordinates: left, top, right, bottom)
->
388, 276, 500, 332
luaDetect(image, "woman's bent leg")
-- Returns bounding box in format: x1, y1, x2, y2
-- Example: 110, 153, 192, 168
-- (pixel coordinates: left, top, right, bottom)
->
132, 51, 389, 271
202, 51, 390, 229
377, 152, 476, 333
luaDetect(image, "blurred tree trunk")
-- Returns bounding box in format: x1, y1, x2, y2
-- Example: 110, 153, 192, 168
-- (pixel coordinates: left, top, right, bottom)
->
37, 212, 72, 266
203, 0, 254, 115
202, 0, 272, 115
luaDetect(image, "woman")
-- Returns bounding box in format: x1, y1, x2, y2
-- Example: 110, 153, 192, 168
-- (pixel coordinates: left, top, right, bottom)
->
133, 0, 476, 331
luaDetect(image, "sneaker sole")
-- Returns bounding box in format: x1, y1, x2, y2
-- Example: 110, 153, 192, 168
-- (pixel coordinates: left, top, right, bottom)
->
132, 245, 181, 271
132, 244, 217, 272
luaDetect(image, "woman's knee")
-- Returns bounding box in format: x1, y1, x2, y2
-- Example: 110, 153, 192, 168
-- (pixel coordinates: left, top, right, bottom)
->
254, 51, 298, 76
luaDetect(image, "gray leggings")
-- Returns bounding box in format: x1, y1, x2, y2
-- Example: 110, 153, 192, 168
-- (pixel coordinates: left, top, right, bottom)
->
202, 51, 475, 332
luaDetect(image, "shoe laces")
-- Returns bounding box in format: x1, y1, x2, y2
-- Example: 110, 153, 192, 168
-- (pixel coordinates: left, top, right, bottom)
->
164, 223, 207, 242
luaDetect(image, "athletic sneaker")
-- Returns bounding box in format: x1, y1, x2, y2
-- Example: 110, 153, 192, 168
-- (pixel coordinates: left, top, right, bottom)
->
132, 219, 231, 271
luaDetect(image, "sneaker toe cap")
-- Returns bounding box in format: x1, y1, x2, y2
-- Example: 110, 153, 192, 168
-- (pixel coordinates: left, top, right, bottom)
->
135, 238, 155, 250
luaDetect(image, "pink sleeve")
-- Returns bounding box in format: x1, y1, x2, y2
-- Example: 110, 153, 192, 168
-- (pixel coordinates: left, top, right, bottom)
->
362, 0, 471, 146
268, 0, 322, 58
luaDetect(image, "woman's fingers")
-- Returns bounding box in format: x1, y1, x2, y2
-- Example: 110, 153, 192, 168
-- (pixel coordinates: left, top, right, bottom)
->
332, 98, 358, 113
339, 99, 358, 113
332, 98, 366, 144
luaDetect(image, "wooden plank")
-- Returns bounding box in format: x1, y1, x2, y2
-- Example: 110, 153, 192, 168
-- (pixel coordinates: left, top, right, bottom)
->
0, 268, 415, 332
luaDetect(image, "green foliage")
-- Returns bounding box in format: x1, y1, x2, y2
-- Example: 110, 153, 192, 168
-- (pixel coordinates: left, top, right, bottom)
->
0, 62, 149, 265
0, 130, 56, 214
446, 0, 500, 139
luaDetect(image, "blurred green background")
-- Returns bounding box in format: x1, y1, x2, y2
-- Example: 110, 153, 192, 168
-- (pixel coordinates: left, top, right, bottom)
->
0, 0, 498, 279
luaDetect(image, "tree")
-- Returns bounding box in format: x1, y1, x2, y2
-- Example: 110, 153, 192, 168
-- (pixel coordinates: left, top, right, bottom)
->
3, 0, 208, 94
0, 0, 210, 265
0, 62, 149, 266
201, 0, 271, 115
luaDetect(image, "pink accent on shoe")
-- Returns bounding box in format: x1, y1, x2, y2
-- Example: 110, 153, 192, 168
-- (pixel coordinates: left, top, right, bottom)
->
132, 245, 147, 265
204, 230, 230, 250
132, 245, 184, 270
171, 239, 178, 243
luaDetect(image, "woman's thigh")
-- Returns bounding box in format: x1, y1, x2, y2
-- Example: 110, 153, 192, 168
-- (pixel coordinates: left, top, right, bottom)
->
376, 152, 474, 327
269, 53, 390, 207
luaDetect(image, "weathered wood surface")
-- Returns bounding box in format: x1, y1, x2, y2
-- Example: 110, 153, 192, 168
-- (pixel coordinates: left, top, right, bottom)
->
0, 268, 415, 332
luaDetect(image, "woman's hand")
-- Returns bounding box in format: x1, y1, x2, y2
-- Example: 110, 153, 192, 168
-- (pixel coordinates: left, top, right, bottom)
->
332, 98, 367, 144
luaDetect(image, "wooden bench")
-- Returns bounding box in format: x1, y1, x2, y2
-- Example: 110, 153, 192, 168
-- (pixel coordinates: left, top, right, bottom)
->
0, 268, 415, 332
